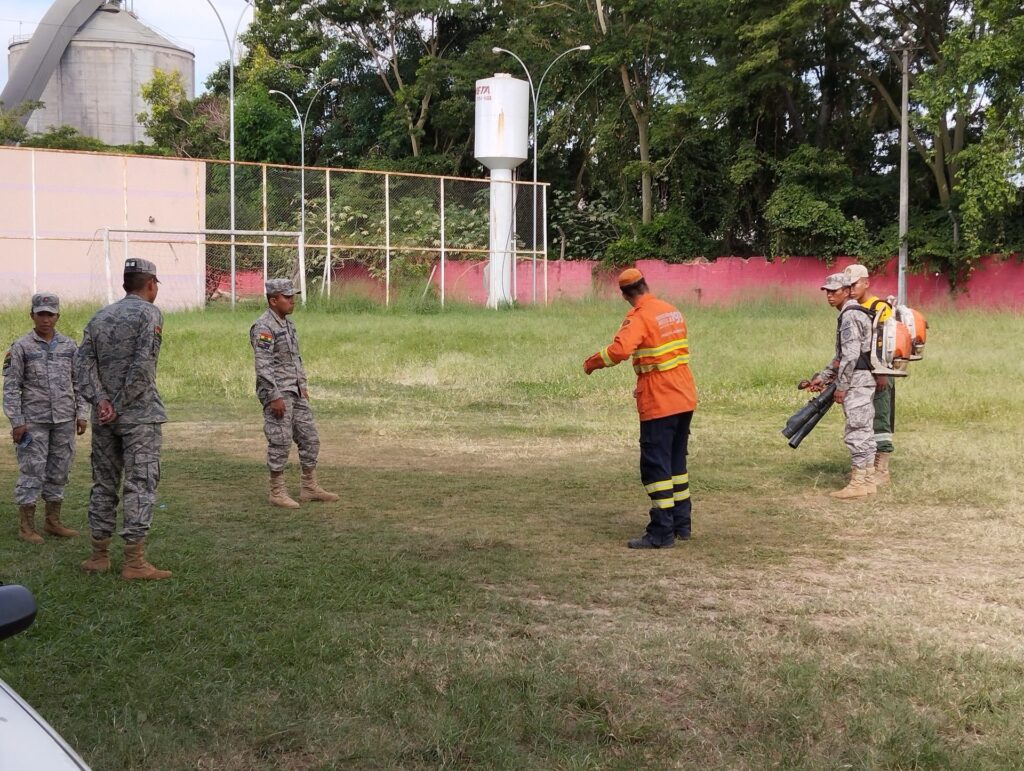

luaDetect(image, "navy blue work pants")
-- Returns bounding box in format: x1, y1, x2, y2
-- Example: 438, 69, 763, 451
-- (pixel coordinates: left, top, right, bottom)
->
639, 411, 693, 543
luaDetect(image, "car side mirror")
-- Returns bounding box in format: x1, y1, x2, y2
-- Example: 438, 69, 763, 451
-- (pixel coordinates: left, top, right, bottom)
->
0, 585, 37, 641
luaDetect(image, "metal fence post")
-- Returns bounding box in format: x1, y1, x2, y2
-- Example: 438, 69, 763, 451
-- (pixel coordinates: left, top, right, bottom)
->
230, 161, 237, 309
299, 230, 307, 303
324, 168, 332, 297
543, 183, 549, 305
195, 162, 204, 308
385, 173, 391, 307
532, 180, 538, 304
439, 177, 446, 308
262, 163, 269, 285
195, 230, 204, 308
511, 177, 518, 303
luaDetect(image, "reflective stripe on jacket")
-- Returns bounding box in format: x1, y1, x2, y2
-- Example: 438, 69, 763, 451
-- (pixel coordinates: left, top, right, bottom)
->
589, 294, 697, 420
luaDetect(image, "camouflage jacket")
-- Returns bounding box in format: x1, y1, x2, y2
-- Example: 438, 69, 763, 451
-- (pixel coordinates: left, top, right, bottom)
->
818, 299, 874, 391
250, 308, 307, 405
3, 331, 88, 426
76, 295, 167, 424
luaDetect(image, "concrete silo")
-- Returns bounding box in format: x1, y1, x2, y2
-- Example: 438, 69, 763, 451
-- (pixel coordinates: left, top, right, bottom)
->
5, 0, 195, 146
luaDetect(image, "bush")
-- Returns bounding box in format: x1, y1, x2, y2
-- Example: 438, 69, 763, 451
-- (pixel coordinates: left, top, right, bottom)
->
549, 190, 621, 260
600, 236, 658, 268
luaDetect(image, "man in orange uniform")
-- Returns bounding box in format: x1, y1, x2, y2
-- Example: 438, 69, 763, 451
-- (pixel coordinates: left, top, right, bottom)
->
583, 269, 698, 549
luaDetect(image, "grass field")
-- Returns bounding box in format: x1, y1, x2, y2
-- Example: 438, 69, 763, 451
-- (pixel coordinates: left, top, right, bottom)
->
1, 294, 1023, 770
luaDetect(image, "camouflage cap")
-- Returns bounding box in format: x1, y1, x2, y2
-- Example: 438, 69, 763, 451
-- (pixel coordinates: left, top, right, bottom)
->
124, 257, 158, 276
265, 278, 299, 297
31, 292, 60, 314
820, 273, 851, 290
844, 263, 870, 282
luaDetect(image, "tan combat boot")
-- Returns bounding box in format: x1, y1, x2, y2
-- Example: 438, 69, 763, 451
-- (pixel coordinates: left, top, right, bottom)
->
268, 471, 300, 509
81, 537, 112, 573
43, 500, 79, 538
874, 452, 892, 486
300, 466, 339, 503
121, 540, 171, 581
864, 466, 877, 495
830, 467, 873, 500
17, 504, 44, 545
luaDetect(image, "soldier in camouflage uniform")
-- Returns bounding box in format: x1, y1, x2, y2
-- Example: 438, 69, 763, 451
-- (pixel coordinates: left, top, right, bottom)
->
3, 293, 88, 543
250, 278, 338, 508
808, 273, 877, 499
75, 258, 171, 580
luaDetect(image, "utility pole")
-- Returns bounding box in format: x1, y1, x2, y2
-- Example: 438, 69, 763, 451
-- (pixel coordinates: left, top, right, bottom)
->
896, 34, 914, 307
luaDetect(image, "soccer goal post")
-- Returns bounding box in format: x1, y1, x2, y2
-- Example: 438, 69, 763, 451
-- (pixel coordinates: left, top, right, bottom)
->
101, 227, 305, 309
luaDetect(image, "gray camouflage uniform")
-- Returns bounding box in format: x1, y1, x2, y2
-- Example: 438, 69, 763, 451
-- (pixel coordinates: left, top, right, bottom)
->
76, 295, 166, 542
3, 331, 88, 505
818, 299, 876, 468
250, 308, 321, 472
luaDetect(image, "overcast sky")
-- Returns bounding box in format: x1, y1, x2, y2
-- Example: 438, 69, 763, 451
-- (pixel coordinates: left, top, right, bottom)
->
1, 0, 254, 94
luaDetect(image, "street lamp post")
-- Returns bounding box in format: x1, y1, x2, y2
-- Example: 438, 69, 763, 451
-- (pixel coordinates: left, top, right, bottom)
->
269, 79, 340, 301
204, 0, 254, 308
492, 44, 590, 303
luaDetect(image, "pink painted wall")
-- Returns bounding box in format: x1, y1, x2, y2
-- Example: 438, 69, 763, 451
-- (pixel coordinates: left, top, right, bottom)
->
430, 255, 1024, 309
201, 253, 1024, 310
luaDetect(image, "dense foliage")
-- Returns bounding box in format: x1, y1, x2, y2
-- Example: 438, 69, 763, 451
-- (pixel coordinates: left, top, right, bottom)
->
5, 0, 1022, 275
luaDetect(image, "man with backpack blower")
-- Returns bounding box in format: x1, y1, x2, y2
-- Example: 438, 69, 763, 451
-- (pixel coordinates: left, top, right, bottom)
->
806, 273, 877, 499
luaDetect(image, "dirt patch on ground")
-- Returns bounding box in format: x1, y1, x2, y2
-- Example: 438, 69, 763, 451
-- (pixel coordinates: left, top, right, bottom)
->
164, 418, 624, 473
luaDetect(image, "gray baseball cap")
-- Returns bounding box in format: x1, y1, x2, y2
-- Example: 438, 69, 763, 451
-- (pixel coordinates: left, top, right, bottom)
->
31, 292, 60, 314
820, 273, 850, 290
265, 278, 299, 297
124, 257, 158, 277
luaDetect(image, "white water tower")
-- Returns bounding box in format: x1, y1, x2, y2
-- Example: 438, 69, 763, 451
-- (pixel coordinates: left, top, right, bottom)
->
474, 74, 529, 308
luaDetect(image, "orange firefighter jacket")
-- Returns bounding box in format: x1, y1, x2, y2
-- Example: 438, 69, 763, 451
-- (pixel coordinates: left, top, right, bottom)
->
584, 293, 698, 421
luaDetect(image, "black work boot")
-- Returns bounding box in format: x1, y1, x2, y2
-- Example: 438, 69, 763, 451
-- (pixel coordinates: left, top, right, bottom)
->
629, 505, 675, 549
673, 501, 692, 541
627, 533, 674, 549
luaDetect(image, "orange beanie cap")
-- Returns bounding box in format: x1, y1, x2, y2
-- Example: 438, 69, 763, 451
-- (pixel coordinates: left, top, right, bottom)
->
618, 268, 644, 287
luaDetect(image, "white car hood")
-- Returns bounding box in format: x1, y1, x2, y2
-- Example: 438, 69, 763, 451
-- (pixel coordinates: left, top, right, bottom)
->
0, 677, 90, 770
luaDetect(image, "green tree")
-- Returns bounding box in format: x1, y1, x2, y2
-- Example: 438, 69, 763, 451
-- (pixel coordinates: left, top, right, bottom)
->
0, 100, 41, 145
852, 0, 1024, 258
279, 0, 493, 158
588, 0, 692, 225
138, 70, 227, 158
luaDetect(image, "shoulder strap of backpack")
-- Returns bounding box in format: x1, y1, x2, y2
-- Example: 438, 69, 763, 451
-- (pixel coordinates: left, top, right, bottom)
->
840, 305, 874, 320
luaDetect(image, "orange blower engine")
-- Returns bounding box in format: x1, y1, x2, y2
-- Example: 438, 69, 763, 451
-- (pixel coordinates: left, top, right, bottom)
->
885, 297, 928, 370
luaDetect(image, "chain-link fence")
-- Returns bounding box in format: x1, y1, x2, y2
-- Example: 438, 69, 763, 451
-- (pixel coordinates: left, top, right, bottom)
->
101, 228, 303, 307
206, 160, 547, 306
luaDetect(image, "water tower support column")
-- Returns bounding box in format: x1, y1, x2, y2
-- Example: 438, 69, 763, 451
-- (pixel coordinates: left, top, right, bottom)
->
488, 168, 514, 308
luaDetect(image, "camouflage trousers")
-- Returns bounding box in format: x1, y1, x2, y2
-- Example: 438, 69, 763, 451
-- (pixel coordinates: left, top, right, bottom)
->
13, 421, 77, 505
842, 377, 876, 469
263, 393, 320, 472
88, 421, 162, 542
